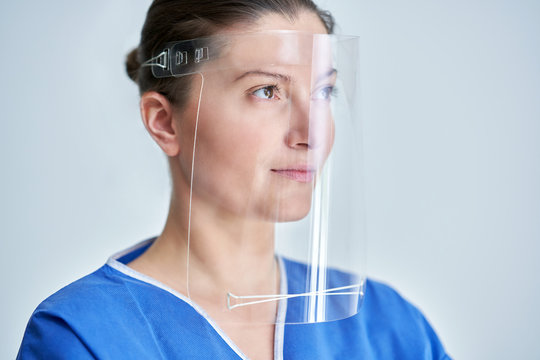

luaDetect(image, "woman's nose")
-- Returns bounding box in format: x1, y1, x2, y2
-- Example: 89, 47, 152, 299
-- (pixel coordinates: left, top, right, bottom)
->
285, 96, 330, 151
286, 104, 311, 149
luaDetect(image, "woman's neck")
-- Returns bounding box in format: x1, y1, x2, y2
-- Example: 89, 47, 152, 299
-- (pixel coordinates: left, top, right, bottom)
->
128, 188, 279, 310
127, 166, 280, 360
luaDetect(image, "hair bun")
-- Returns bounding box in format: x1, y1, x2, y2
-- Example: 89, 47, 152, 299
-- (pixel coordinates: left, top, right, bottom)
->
125, 47, 141, 83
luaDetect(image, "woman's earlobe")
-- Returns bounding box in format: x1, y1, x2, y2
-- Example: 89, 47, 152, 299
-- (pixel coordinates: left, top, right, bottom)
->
140, 92, 181, 157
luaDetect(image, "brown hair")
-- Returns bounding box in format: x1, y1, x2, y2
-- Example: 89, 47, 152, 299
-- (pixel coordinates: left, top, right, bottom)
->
125, 0, 335, 107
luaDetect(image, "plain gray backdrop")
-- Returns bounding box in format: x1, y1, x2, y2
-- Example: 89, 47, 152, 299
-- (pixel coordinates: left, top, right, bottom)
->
1, 1, 539, 359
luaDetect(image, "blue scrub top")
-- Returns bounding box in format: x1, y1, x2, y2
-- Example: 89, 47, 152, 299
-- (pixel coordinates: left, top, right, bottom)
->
18, 239, 452, 359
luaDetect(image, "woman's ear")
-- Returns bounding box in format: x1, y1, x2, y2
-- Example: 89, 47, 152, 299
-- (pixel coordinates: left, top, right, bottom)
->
140, 91, 180, 157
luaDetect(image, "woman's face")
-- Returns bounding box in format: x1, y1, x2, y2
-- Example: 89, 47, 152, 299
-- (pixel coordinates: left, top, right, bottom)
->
176, 12, 335, 221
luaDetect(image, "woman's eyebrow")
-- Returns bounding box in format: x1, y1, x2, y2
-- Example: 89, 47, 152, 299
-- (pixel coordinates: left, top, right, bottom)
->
234, 70, 291, 82
316, 68, 337, 83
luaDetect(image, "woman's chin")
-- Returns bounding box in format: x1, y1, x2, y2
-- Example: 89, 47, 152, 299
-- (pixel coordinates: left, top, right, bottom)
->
270, 200, 313, 223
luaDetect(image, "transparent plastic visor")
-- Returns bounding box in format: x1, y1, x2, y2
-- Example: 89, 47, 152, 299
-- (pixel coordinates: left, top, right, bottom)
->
143, 31, 366, 324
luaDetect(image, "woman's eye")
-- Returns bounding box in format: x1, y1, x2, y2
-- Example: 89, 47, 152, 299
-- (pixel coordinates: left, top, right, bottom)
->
252, 86, 278, 100
312, 86, 336, 101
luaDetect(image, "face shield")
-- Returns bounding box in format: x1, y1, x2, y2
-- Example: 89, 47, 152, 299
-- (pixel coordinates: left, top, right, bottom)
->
143, 31, 365, 324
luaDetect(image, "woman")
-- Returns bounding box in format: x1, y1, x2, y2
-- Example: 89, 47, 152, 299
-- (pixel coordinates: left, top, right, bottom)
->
18, 1, 451, 359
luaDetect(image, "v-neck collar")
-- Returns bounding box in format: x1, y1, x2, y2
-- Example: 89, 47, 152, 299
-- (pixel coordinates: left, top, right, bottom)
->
105, 238, 287, 360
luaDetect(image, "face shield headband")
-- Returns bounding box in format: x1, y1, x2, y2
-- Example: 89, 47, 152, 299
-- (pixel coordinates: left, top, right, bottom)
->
142, 31, 366, 324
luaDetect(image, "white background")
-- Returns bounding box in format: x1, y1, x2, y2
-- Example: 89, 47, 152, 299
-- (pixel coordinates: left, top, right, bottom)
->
1, 1, 539, 359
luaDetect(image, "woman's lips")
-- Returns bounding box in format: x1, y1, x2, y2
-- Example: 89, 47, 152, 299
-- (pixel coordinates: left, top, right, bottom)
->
271, 168, 316, 183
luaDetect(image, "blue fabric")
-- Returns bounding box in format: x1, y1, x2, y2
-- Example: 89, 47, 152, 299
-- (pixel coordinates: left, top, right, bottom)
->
18, 242, 451, 359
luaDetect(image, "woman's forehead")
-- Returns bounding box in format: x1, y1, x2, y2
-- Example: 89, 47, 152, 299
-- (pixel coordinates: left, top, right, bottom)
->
209, 10, 330, 70
229, 32, 314, 64
205, 32, 334, 79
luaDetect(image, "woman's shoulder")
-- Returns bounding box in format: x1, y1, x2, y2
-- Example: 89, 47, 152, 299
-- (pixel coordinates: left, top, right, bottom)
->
36, 265, 114, 310
17, 265, 130, 359
280, 257, 451, 359
18, 261, 215, 359
359, 279, 451, 359
363, 277, 425, 317
26, 256, 190, 334
22, 263, 150, 340
361, 278, 439, 332
32, 265, 128, 315
32, 239, 159, 318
